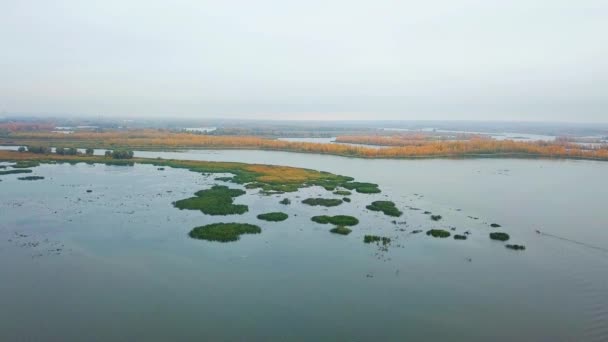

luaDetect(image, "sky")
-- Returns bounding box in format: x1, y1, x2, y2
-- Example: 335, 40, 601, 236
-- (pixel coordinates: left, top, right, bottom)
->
1, 0, 607, 122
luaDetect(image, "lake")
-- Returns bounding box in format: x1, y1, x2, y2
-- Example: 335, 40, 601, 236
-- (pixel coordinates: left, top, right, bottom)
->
1, 149, 607, 341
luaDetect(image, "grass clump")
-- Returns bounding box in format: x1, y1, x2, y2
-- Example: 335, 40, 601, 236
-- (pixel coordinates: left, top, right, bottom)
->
366, 201, 402, 217
364, 235, 391, 245
174, 185, 248, 215
430, 215, 442, 221
279, 198, 291, 205
454, 234, 467, 240
342, 197, 351, 203
215, 176, 233, 182
341, 182, 381, 194
490, 223, 502, 228
12, 160, 40, 168
189, 223, 261, 242
17, 176, 45, 181
490, 232, 510, 241
257, 212, 289, 222
311, 215, 359, 226
0, 169, 33, 175
330, 226, 352, 235
333, 190, 351, 196
505, 244, 526, 250
426, 229, 451, 238
302, 198, 343, 207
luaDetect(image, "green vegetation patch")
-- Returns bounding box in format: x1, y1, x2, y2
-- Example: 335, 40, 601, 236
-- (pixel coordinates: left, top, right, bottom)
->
0, 151, 375, 196
0, 169, 33, 175
333, 190, 352, 196
454, 234, 467, 240
311, 215, 359, 226
215, 176, 233, 182
279, 198, 291, 205
342, 197, 351, 203
189, 223, 261, 242
257, 212, 289, 222
174, 185, 248, 215
17, 176, 45, 181
330, 226, 352, 235
302, 198, 343, 207
364, 235, 391, 245
490, 223, 502, 228
426, 229, 451, 238
341, 182, 381, 194
430, 215, 442, 221
366, 201, 402, 217
12, 160, 40, 168
489, 232, 510, 241
505, 244, 525, 250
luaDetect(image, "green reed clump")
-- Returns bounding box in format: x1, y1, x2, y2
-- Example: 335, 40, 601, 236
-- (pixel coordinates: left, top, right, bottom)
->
189, 223, 261, 242
311, 215, 359, 226
330, 226, 352, 235
174, 185, 248, 215
302, 198, 343, 207
257, 212, 289, 222
490, 232, 510, 241
426, 229, 450, 238
366, 201, 402, 217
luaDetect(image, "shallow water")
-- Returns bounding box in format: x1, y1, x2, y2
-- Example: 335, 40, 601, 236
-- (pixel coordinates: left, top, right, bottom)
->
1, 149, 607, 341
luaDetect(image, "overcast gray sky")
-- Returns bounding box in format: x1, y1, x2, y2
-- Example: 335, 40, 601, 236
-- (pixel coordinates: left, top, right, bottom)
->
1, 0, 606, 121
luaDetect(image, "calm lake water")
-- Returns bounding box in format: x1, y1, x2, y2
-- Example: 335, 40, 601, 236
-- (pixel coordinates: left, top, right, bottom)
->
1, 148, 607, 341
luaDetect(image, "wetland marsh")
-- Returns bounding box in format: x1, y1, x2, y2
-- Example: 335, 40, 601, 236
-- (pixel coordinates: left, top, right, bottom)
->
1, 148, 607, 341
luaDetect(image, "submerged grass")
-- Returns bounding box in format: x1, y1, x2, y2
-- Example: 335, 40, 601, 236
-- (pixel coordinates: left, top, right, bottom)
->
505, 244, 526, 250
0, 169, 33, 175
364, 235, 391, 245
366, 201, 402, 217
330, 226, 352, 235
12, 160, 40, 168
17, 176, 44, 181
311, 215, 359, 226
189, 223, 261, 242
174, 185, 248, 215
257, 212, 289, 222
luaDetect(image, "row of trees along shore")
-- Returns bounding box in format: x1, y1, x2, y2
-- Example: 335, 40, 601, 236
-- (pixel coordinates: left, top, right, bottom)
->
18, 146, 134, 159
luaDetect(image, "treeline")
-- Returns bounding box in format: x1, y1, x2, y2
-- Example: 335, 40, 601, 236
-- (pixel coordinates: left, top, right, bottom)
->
19, 145, 134, 159
5, 130, 608, 161
104, 150, 134, 159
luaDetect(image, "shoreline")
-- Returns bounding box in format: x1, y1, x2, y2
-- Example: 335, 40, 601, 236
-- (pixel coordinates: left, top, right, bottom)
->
2, 143, 607, 162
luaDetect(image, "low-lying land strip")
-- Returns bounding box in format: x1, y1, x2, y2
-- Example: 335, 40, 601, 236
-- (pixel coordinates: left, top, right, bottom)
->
0, 150, 359, 193
2, 130, 608, 160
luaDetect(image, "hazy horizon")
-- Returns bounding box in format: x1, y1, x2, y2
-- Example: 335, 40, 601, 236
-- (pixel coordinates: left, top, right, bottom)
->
2, 1, 607, 122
